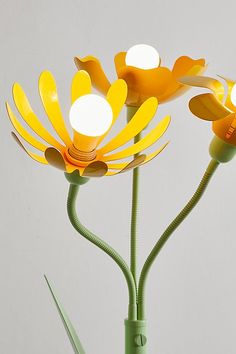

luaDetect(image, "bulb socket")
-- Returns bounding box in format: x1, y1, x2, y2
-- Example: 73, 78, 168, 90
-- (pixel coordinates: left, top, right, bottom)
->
67, 144, 97, 162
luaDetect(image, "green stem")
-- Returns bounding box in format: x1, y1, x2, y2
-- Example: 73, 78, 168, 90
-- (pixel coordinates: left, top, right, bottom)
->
67, 184, 137, 320
137, 159, 220, 320
130, 133, 141, 291
127, 105, 140, 295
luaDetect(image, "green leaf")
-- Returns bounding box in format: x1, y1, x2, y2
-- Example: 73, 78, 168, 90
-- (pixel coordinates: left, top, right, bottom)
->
44, 275, 86, 354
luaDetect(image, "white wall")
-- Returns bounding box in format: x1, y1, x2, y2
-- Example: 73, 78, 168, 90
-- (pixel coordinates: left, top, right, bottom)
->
1, 0, 236, 353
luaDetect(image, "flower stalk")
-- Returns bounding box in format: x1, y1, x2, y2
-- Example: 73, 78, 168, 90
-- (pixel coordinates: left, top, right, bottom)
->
137, 158, 219, 320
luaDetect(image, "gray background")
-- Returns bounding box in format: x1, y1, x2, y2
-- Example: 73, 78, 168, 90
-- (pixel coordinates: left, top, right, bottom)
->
1, 0, 236, 353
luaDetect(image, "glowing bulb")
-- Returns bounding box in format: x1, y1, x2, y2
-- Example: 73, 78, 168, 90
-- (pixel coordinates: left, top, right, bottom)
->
231, 84, 236, 107
125, 44, 160, 70
69, 94, 113, 137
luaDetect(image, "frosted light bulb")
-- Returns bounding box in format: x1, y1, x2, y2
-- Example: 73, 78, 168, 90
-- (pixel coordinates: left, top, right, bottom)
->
69, 94, 113, 137
125, 44, 160, 70
231, 84, 236, 107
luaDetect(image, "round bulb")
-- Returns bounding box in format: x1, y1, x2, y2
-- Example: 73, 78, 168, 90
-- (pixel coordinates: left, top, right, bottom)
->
69, 94, 113, 137
125, 44, 160, 70
231, 83, 236, 107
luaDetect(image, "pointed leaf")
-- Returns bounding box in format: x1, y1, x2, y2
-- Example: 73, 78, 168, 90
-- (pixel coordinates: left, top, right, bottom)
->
44, 276, 86, 354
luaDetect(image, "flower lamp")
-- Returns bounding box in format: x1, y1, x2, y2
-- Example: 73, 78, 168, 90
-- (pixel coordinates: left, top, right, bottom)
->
179, 75, 236, 162
74, 44, 206, 106
5, 46, 236, 354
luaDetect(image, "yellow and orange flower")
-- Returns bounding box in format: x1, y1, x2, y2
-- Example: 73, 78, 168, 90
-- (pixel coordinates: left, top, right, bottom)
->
6, 70, 171, 177
74, 51, 206, 106
179, 75, 236, 146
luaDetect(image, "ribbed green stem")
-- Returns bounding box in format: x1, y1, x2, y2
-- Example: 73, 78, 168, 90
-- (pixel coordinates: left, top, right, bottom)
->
137, 159, 220, 320
67, 184, 137, 320
130, 133, 141, 292
127, 105, 141, 296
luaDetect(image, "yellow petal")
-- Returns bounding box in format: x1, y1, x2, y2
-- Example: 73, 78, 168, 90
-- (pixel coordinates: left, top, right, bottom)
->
106, 142, 169, 175
44, 147, 66, 171
141, 142, 169, 164
106, 79, 127, 122
102, 115, 170, 161
189, 93, 232, 121
74, 56, 111, 95
218, 75, 236, 111
114, 52, 126, 73
98, 97, 158, 155
39, 71, 72, 146
172, 56, 205, 78
71, 70, 92, 104
82, 161, 108, 177
107, 155, 146, 171
6, 102, 47, 152
178, 75, 224, 101
11, 132, 48, 164
96, 79, 128, 147
12, 83, 64, 150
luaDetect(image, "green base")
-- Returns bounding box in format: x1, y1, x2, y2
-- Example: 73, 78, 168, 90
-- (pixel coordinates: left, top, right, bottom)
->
64, 170, 90, 185
209, 135, 236, 163
125, 319, 147, 354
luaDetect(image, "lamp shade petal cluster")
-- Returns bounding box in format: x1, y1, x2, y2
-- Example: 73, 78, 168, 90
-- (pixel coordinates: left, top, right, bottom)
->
179, 75, 236, 146
6, 70, 170, 177
74, 45, 206, 107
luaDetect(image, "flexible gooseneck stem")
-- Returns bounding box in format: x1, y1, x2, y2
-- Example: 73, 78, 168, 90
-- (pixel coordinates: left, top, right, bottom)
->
128, 105, 141, 292
137, 158, 220, 320
130, 132, 141, 291
67, 183, 137, 320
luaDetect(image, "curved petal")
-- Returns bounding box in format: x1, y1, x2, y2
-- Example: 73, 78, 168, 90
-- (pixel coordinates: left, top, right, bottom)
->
172, 56, 205, 78
117, 65, 173, 106
106, 155, 146, 175
160, 64, 207, 103
114, 52, 126, 74
102, 115, 170, 161
96, 79, 127, 147
218, 75, 236, 110
106, 142, 169, 175
11, 132, 48, 164
44, 147, 66, 171
74, 56, 111, 95
71, 70, 92, 104
179, 75, 224, 101
12, 83, 64, 150
189, 93, 232, 121
98, 97, 158, 154
107, 155, 146, 171
6, 102, 47, 152
82, 161, 108, 177
39, 71, 72, 146
140, 141, 169, 165
106, 79, 127, 122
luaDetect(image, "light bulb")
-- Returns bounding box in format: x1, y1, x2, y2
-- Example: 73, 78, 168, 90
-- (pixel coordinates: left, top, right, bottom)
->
69, 94, 113, 154
231, 83, 236, 107
125, 44, 160, 70
69, 94, 113, 137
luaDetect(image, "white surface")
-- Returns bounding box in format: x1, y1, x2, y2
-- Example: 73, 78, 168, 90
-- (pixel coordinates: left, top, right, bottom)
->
125, 44, 160, 69
70, 94, 113, 136
1, 1, 236, 354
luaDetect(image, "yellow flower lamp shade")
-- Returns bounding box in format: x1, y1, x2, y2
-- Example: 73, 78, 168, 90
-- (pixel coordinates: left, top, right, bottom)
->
74, 44, 206, 107
6, 70, 171, 178
179, 75, 236, 162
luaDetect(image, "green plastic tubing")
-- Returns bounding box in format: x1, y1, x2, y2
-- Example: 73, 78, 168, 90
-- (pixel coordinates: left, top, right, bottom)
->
67, 184, 138, 320
137, 158, 220, 320
127, 105, 141, 293
130, 132, 141, 292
